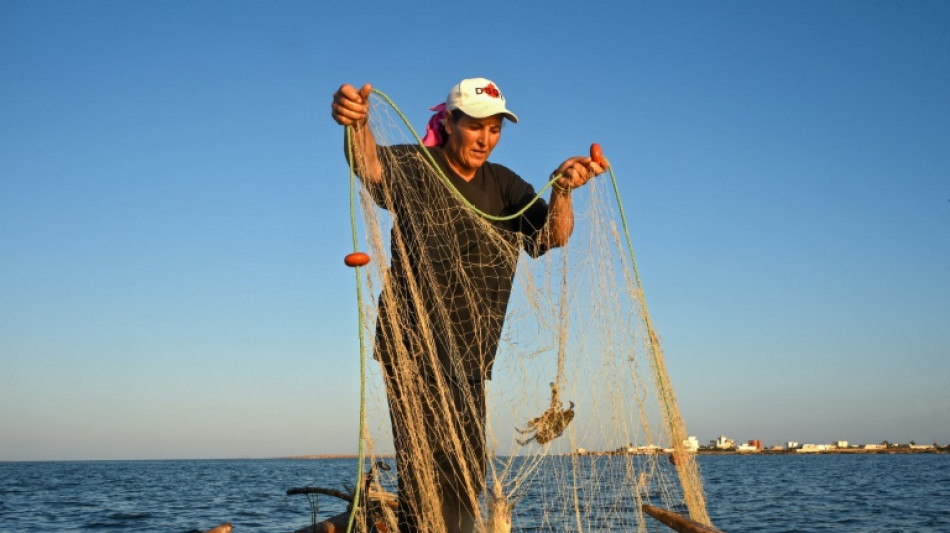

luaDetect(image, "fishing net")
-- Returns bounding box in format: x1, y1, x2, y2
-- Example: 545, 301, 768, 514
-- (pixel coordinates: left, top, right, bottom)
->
341, 89, 710, 533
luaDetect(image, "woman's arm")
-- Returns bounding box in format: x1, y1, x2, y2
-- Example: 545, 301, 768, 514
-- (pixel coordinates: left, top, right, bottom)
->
332, 83, 383, 184
542, 156, 608, 248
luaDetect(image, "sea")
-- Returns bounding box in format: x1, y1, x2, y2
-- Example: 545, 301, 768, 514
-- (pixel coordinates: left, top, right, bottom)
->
1, 454, 948, 532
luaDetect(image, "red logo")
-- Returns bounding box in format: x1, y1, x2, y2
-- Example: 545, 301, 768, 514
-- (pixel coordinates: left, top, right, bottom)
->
476, 83, 501, 98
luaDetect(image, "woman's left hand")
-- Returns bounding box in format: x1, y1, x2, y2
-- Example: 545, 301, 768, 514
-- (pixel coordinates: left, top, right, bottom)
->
551, 156, 608, 192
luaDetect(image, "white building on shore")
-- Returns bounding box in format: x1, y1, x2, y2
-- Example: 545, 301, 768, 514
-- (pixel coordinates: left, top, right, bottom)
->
711, 435, 735, 450
684, 436, 700, 452
797, 443, 834, 453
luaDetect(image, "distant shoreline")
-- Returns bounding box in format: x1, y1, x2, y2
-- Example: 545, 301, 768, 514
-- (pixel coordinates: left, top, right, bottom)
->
3, 449, 947, 462
698, 447, 950, 456
281, 448, 949, 460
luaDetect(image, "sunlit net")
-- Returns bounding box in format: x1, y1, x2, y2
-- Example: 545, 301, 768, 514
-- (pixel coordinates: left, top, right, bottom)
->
346, 92, 709, 532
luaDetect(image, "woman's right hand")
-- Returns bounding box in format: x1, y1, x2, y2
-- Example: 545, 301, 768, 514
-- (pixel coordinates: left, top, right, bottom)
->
331, 83, 372, 127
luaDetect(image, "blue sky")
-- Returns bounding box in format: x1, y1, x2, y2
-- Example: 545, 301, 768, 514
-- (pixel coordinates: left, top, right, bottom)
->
1, 0, 948, 461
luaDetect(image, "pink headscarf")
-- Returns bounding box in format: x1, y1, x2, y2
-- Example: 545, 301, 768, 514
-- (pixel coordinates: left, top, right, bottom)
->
421, 103, 447, 147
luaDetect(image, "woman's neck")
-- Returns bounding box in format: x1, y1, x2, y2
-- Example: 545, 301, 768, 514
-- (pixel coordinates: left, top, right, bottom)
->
442, 146, 477, 181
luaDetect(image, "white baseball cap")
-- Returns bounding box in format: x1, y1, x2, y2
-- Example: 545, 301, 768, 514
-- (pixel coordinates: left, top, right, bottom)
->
445, 78, 519, 123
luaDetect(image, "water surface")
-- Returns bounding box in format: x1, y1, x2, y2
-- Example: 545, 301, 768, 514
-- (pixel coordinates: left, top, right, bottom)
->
1, 454, 947, 532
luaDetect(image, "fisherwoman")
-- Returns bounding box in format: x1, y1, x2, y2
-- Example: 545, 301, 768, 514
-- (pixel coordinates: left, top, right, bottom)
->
331, 78, 606, 533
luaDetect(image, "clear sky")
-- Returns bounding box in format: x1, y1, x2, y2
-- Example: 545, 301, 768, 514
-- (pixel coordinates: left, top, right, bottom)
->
2, 0, 948, 461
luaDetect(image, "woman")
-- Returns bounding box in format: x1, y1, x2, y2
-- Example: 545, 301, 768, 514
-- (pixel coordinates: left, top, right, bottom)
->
331, 78, 605, 533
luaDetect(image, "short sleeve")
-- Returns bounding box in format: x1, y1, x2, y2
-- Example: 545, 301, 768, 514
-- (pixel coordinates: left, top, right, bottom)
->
501, 172, 550, 258
362, 144, 425, 212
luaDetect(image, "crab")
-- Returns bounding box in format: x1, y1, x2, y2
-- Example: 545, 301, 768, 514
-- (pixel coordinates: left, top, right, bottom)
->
516, 382, 575, 445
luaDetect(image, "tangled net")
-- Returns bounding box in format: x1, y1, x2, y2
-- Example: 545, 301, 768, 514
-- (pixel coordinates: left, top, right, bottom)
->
342, 89, 710, 533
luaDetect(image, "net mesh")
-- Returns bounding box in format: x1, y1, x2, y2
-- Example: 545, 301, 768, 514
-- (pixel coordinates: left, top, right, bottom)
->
346, 92, 710, 533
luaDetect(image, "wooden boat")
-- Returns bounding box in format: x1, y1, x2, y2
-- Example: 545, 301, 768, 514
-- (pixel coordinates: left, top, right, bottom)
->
290, 511, 356, 533
292, 504, 723, 533
287, 489, 395, 533
642, 504, 725, 533
206, 457, 726, 533
288, 500, 725, 533
286, 462, 397, 533
286, 490, 727, 533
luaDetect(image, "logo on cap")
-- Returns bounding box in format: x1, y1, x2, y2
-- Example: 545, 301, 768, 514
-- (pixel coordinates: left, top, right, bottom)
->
475, 83, 502, 99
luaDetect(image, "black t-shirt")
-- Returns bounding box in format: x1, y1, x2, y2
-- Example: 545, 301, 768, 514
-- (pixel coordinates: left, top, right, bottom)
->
368, 144, 549, 381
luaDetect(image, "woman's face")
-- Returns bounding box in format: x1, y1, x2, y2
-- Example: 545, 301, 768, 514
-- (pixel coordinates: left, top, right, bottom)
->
443, 113, 503, 178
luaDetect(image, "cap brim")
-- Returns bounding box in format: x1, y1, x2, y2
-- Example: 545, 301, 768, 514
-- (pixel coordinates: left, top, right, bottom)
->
458, 103, 519, 123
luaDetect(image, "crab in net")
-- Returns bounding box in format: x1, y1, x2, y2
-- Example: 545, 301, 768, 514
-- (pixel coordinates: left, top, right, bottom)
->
515, 382, 575, 445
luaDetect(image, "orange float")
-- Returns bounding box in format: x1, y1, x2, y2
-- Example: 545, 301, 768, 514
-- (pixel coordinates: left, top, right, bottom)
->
344, 252, 371, 267
590, 143, 607, 166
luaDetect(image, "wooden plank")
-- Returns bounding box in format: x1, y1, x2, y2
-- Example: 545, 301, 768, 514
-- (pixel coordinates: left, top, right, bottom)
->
642, 505, 725, 533
291, 512, 351, 533
292, 511, 394, 533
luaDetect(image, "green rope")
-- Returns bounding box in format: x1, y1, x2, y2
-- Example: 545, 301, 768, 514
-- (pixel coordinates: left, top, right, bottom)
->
342, 87, 684, 528
606, 162, 680, 440
370, 88, 565, 222
344, 126, 368, 533
382, 86, 681, 445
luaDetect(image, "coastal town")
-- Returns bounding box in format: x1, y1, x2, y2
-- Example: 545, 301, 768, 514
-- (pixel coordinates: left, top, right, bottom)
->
290, 436, 950, 460
574, 435, 950, 456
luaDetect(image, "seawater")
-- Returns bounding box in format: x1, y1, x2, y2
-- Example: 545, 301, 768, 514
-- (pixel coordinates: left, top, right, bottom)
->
702, 454, 950, 532
1, 454, 948, 532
